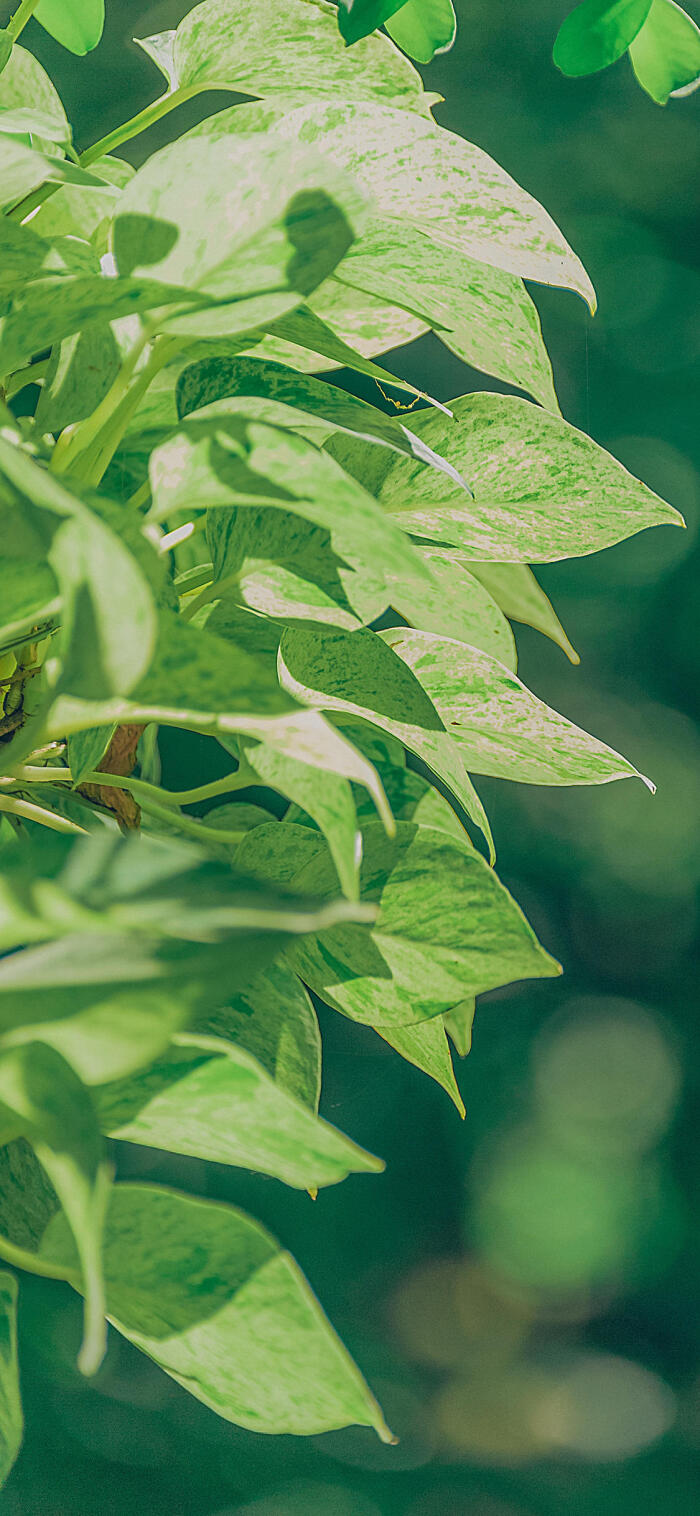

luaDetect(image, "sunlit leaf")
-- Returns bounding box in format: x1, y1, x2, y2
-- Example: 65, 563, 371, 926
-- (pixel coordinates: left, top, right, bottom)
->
112, 133, 369, 339
368, 392, 682, 560
199, 960, 321, 1111
35, 0, 105, 55
98, 1031, 383, 1189
40, 1182, 394, 1437
629, 0, 700, 102
0, 40, 69, 139
382, 627, 650, 787
337, 0, 408, 46
385, 0, 457, 63
168, 0, 429, 111
279, 624, 494, 852
377, 1017, 465, 1111
235, 819, 560, 1024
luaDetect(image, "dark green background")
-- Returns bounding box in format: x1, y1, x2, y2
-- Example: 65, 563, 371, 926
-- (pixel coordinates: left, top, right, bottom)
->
3, 2, 700, 1511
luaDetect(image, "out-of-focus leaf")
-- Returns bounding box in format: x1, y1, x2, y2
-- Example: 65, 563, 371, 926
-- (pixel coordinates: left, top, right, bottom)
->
0, 1272, 21, 1491
0, 136, 106, 210
629, 0, 700, 101
35, 0, 105, 54
553, 0, 652, 75
0, 41, 69, 139
39, 1182, 394, 1437
0, 1042, 110, 1375
382, 627, 649, 787
385, 0, 457, 63
67, 724, 117, 785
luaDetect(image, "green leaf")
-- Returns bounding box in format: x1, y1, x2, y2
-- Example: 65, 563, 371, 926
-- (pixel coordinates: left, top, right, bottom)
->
387, 546, 517, 670
0, 34, 11, 77
335, 224, 560, 410
0, 441, 157, 700
259, 299, 428, 391
385, 0, 457, 63
30, 156, 134, 244
0, 558, 58, 650
249, 100, 595, 306
337, 0, 408, 45
629, 0, 700, 101
67, 724, 117, 784
175, 354, 466, 484
468, 562, 580, 664
0, 40, 69, 140
35, 325, 121, 436
39, 1181, 394, 1437
0, 135, 107, 210
0, 1272, 21, 1491
231, 733, 363, 900
149, 413, 429, 592
279, 624, 494, 853
443, 998, 476, 1057
34, 0, 105, 55
236, 818, 559, 1025
199, 961, 321, 1111
0, 831, 369, 1082
377, 1017, 465, 1112
112, 133, 369, 339
553, 0, 652, 75
382, 627, 650, 787
98, 1030, 382, 1189
169, 0, 429, 112
372, 392, 682, 560
0, 1042, 110, 1375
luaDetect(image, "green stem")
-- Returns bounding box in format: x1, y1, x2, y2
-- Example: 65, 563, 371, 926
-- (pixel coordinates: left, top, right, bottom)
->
0, 795, 87, 835
0, 1231, 74, 1285
126, 480, 152, 512
8, 765, 254, 807
5, 358, 49, 400
6, 0, 40, 42
5, 180, 59, 224
50, 325, 153, 475
79, 86, 201, 168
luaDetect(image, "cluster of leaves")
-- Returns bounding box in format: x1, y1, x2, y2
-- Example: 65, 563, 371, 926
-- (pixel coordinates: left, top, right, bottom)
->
336, 0, 700, 101
0, 0, 684, 1488
554, 0, 700, 103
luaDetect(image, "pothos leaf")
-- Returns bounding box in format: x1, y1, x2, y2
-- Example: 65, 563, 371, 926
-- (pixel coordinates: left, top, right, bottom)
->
0, 1042, 110, 1376
336, 0, 408, 47
385, 0, 457, 64
39, 1181, 395, 1438
34, 0, 105, 55
0, 1272, 22, 1491
629, 0, 700, 102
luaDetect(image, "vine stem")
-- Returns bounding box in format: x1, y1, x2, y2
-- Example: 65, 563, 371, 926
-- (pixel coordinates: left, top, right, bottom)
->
7, 766, 255, 807
79, 85, 201, 168
6, 0, 40, 42
0, 795, 88, 835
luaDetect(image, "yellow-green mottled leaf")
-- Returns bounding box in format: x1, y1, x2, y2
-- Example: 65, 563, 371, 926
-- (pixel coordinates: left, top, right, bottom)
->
39, 1182, 394, 1437
468, 562, 580, 664
382, 627, 650, 787
374, 393, 682, 560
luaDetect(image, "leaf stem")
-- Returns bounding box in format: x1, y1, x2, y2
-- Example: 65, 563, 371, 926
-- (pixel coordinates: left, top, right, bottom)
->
0, 795, 88, 835
79, 86, 201, 168
6, 0, 40, 42
8, 765, 255, 807
0, 1231, 74, 1284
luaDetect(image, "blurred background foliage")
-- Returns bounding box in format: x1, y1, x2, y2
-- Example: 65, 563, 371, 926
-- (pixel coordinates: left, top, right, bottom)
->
2, 1, 699, 1511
